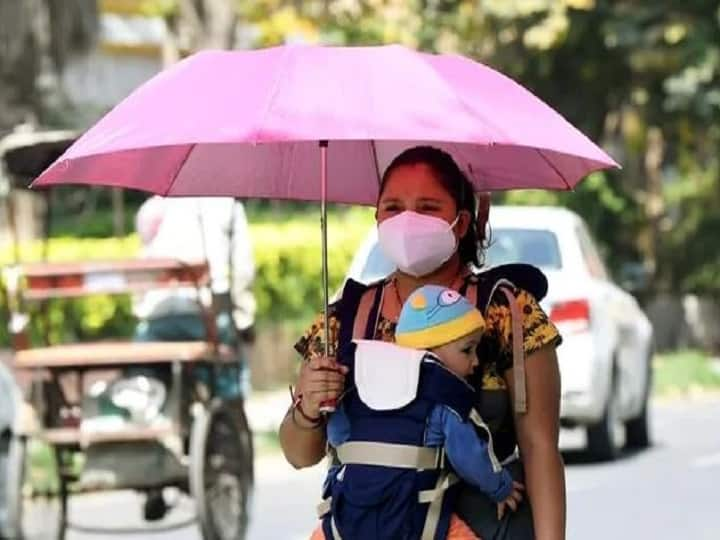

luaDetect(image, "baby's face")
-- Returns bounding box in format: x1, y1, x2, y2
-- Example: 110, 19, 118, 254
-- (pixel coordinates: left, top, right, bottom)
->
430, 329, 483, 378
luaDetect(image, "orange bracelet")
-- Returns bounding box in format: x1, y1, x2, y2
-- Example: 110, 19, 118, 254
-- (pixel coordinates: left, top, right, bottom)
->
288, 385, 324, 426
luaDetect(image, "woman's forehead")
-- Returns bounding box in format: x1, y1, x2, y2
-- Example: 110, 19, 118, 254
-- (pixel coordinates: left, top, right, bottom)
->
381, 163, 451, 199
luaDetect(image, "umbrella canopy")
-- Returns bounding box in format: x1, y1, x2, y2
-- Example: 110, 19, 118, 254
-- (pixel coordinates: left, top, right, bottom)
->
33, 44, 617, 202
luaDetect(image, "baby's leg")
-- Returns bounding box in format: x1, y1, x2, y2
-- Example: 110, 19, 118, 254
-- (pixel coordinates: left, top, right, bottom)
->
308, 522, 325, 540
447, 513, 480, 540
308, 514, 478, 539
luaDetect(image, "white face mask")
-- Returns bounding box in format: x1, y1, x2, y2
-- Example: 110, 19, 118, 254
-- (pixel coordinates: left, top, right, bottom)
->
378, 211, 459, 278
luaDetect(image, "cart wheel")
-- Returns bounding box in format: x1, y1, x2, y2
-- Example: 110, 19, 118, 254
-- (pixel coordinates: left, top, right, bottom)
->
1, 436, 66, 540
190, 400, 254, 540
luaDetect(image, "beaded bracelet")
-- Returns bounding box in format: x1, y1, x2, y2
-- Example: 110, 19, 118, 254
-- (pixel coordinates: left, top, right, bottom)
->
288, 385, 325, 429
290, 407, 326, 431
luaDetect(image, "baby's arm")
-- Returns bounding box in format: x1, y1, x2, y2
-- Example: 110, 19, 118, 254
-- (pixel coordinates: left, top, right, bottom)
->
435, 406, 514, 502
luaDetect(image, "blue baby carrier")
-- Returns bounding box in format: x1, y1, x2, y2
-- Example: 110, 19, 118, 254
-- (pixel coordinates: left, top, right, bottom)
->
318, 264, 548, 539
319, 341, 482, 540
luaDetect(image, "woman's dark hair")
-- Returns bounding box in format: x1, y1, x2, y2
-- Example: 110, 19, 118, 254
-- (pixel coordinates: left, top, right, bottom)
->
379, 146, 487, 268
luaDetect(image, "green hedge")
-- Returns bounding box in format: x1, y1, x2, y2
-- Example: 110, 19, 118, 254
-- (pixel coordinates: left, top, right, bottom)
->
0, 209, 374, 346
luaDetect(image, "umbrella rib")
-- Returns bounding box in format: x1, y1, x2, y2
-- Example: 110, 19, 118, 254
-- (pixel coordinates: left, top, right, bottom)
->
254, 46, 294, 143
535, 148, 573, 191
371, 140, 381, 190
164, 143, 196, 196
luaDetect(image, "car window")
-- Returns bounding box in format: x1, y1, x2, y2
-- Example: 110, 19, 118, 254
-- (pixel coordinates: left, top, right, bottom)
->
576, 224, 608, 280
486, 228, 562, 269
354, 242, 397, 284
344, 227, 394, 286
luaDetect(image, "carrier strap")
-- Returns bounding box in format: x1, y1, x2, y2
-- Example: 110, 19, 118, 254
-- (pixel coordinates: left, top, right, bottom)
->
465, 279, 528, 415
352, 284, 383, 341
417, 472, 459, 504
317, 497, 331, 517
501, 287, 527, 414
337, 278, 380, 353
335, 441, 441, 470
331, 516, 343, 540
419, 471, 456, 540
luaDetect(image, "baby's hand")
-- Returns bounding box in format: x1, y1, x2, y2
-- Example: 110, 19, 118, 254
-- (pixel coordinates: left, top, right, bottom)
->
496, 481, 525, 520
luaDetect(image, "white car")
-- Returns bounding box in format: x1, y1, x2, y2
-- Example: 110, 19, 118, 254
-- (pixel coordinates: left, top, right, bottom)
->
345, 205, 654, 460
0, 360, 23, 538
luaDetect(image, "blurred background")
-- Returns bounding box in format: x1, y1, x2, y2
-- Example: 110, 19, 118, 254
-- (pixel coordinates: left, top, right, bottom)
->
1, 1, 719, 539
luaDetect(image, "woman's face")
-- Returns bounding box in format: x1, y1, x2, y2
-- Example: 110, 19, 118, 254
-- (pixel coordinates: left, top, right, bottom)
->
377, 163, 471, 239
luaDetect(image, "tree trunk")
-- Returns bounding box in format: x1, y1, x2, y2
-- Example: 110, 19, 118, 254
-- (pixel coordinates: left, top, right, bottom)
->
643, 127, 665, 289
0, 0, 43, 132
169, 0, 238, 55
0, 0, 98, 132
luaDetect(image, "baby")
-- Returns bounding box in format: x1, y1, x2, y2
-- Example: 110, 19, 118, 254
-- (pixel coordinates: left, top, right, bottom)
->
312, 285, 523, 540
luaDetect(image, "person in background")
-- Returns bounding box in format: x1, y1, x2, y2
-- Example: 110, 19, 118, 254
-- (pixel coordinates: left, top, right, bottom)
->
133, 195, 256, 520
134, 196, 256, 389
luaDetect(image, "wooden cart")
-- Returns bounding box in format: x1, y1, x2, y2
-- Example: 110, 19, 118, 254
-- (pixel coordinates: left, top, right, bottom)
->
1, 258, 253, 540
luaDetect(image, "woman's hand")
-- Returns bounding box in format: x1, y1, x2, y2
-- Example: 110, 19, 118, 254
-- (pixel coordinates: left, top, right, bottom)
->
296, 355, 348, 418
280, 355, 348, 469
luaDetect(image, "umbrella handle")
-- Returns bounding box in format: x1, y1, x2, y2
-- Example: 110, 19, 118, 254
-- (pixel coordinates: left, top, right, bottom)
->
318, 402, 336, 414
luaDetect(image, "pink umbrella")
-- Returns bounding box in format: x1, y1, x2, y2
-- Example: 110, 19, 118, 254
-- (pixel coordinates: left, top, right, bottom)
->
33, 44, 618, 393
34, 44, 616, 199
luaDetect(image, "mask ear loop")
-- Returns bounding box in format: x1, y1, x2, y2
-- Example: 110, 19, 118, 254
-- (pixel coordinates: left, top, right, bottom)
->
468, 162, 493, 257
451, 172, 470, 241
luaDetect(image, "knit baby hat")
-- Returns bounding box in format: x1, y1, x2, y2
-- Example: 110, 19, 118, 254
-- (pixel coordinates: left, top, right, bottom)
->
395, 285, 485, 349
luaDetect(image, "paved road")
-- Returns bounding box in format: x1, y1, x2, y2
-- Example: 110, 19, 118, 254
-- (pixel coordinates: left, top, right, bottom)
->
24, 397, 720, 540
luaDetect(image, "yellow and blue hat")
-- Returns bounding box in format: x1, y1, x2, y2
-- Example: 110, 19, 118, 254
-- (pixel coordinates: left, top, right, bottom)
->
395, 285, 486, 349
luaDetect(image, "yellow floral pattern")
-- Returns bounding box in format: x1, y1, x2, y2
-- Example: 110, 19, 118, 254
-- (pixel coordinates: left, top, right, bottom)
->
295, 309, 343, 359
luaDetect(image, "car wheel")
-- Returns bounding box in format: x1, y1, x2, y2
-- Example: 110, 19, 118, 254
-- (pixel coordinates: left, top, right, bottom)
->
586, 371, 622, 461
625, 353, 653, 449
190, 399, 253, 540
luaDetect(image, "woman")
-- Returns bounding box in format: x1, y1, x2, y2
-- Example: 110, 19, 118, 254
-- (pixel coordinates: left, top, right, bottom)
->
280, 146, 566, 539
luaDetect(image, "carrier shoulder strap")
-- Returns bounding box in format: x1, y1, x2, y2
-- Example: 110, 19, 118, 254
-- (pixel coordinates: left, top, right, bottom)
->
474, 263, 548, 307
352, 284, 384, 341
336, 279, 375, 347
336, 278, 388, 354
463, 263, 547, 415
501, 286, 527, 414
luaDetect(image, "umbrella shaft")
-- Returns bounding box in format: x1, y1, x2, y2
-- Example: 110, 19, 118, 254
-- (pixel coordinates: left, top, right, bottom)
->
320, 141, 329, 359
